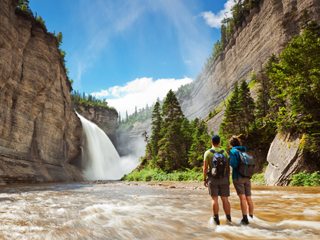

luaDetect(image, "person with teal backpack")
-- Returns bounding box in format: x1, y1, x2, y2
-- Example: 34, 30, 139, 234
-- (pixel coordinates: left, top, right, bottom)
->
203, 135, 231, 225
229, 136, 255, 225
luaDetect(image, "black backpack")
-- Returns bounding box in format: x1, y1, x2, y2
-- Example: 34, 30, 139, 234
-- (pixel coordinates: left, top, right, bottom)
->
235, 149, 255, 177
209, 149, 226, 179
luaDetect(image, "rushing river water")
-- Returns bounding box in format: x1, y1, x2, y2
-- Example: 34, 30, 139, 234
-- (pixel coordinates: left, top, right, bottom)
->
0, 182, 319, 240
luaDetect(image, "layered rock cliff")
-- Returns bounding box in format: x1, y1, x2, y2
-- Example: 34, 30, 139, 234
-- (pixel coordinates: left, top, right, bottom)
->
0, 0, 84, 184
181, 0, 320, 122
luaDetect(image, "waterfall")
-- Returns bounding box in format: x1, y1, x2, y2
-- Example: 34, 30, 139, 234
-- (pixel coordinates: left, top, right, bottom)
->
77, 113, 139, 180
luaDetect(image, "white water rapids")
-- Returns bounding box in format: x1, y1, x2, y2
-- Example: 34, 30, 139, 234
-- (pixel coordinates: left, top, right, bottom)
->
0, 182, 319, 239
77, 113, 139, 180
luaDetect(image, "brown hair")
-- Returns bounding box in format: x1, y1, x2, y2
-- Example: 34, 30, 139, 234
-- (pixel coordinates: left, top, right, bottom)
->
229, 135, 242, 147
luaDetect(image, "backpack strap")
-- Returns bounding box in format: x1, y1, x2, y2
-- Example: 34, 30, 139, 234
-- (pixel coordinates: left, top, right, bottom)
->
233, 149, 243, 177
219, 150, 224, 154
234, 149, 242, 153
209, 149, 216, 154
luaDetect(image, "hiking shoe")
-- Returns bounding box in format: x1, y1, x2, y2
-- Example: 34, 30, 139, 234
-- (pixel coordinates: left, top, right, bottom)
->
226, 218, 232, 224
240, 218, 249, 225
214, 218, 220, 225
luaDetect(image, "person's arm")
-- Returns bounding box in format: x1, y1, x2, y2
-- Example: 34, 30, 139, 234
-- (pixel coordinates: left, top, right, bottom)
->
229, 151, 238, 169
224, 152, 231, 184
226, 161, 230, 184
203, 161, 208, 187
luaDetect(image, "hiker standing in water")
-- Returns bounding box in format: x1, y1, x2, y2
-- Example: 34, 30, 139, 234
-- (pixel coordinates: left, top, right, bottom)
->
203, 135, 231, 225
229, 136, 254, 225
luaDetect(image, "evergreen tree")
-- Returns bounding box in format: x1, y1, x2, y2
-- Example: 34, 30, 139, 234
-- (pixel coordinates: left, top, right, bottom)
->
268, 20, 320, 152
150, 102, 162, 160
221, 24, 227, 49
161, 90, 185, 128
126, 111, 129, 122
56, 32, 63, 46
255, 55, 279, 125
220, 82, 240, 137
188, 119, 211, 168
238, 79, 255, 137
157, 90, 186, 170
181, 118, 192, 161
212, 40, 222, 60
263, 54, 285, 124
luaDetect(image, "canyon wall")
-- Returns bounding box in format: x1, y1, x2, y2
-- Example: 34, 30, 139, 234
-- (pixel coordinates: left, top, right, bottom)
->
181, 0, 320, 121
0, 0, 84, 184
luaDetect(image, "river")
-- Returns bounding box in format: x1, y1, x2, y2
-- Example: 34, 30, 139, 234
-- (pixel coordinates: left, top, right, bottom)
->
0, 182, 319, 239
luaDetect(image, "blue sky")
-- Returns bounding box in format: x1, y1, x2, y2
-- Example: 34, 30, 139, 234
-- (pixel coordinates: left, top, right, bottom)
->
29, 0, 234, 116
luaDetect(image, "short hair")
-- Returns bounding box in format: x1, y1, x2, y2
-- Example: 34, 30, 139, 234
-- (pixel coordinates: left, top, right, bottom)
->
211, 135, 220, 145
229, 135, 242, 147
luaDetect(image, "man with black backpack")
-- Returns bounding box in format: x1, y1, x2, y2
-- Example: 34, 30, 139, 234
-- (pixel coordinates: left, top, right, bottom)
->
203, 135, 231, 225
229, 136, 254, 225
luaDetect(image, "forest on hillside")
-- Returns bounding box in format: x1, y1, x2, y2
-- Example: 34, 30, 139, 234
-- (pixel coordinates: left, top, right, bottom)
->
123, 13, 320, 186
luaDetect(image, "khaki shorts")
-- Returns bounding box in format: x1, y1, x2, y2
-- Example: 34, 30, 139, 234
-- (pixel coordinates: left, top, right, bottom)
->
207, 176, 230, 197
233, 177, 251, 196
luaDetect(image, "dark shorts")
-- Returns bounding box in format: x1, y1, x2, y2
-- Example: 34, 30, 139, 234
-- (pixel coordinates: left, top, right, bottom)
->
233, 177, 251, 196
207, 176, 230, 197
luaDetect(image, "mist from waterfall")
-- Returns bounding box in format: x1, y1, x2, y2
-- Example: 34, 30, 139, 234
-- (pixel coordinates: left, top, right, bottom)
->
77, 113, 140, 180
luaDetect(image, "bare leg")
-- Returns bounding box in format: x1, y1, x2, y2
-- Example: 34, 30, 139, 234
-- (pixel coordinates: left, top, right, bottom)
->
246, 196, 254, 216
211, 196, 219, 215
238, 194, 247, 215
220, 196, 230, 215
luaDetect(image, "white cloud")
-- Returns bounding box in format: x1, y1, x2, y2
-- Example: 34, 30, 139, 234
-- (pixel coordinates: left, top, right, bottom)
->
91, 77, 193, 117
200, 0, 234, 28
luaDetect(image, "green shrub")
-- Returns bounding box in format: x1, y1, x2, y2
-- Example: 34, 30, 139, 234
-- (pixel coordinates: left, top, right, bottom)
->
121, 168, 203, 182
289, 171, 320, 186
35, 15, 47, 31
251, 173, 266, 185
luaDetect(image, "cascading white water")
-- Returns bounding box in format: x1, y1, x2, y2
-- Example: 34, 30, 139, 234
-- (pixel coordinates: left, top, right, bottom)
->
77, 113, 139, 180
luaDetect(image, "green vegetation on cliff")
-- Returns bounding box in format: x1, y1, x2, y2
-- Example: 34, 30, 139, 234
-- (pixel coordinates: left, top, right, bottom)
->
219, 16, 320, 161
204, 0, 261, 70
16, 0, 73, 86
176, 0, 262, 104
71, 90, 117, 113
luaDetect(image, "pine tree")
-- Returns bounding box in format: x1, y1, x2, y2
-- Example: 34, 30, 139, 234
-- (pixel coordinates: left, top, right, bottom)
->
221, 25, 227, 49
157, 90, 186, 170
149, 102, 162, 159
188, 120, 210, 168
238, 79, 255, 138
56, 32, 63, 46
268, 20, 320, 152
255, 71, 270, 124
181, 118, 192, 161
220, 82, 240, 137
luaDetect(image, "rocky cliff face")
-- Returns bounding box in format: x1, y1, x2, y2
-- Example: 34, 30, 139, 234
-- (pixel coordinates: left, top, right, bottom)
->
0, 0, 84, 184
181, 0, 320, 121
117, 120, 150, 158
264, 133, 318, 186
75, 105, 118, 146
